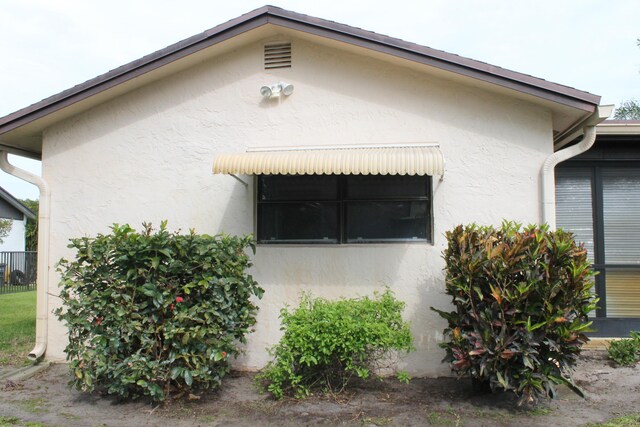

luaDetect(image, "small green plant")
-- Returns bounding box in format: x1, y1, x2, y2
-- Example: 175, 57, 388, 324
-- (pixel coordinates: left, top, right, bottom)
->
607, 340, 639, 366
18, 397, 49, 415
0, 416, 20, 427
585, 413, 640, 427
55, 222, 263, 402
432, 222, 597, 405
396, 370, 411, 384
257, 289, 414, 399
607, 332, 640, 366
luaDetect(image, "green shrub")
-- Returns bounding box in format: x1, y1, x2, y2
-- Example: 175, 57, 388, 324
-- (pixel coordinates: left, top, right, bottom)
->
432, 222, 597, 405
608, 332, 640, 366
55, 222, 263, 401
608, 340, 639, 366
257, 290, 414, 399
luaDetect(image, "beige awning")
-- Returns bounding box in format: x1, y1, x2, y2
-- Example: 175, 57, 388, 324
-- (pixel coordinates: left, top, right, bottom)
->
212, 144, 444, 176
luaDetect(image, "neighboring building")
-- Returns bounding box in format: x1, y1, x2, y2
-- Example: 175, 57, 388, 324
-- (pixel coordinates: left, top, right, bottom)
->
0, 186, 35, 252
556, 120, 640, 337
0, 7, 608, 373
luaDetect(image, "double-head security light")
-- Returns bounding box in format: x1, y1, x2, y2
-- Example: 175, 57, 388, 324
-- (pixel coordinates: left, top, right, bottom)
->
260, 82, 294, 98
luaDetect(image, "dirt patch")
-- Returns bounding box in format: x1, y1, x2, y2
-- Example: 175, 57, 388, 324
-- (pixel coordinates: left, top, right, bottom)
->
0, 351, 638, 426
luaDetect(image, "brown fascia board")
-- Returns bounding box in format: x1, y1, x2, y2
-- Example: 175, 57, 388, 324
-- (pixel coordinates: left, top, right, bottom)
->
268, 9, 600, 110
0, 5, 600, 144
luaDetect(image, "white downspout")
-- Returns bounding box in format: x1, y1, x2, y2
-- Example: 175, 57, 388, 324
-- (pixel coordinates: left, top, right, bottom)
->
541, 126, 596, 229
0, 152, 50, 361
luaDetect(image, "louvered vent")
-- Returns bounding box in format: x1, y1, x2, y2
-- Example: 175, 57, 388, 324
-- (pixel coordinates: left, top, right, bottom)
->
264, 43, 291, 69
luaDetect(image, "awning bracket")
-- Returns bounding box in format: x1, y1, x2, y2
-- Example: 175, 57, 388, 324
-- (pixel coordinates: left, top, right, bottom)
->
230, 174, 249, 188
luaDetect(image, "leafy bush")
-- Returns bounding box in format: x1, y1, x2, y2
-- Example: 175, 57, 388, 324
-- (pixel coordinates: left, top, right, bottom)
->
55, 222, 263, 401
608, 332, 640, 366
432, 222, 597, 405
257, 290, 414, 399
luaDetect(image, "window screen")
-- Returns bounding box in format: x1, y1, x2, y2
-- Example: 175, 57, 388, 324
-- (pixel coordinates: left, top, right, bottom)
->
257, 174, 431, 244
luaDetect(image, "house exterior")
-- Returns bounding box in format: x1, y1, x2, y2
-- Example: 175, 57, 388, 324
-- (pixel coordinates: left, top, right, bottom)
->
556, 120, 640, 337
0, 7, 608, 374
0, 186, 35, 252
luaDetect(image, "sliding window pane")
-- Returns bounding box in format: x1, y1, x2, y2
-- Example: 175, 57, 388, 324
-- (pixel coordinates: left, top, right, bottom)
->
555, 169, 595, 261
346, 175, 429, 199
258, 202, 338, 243
602, 168, 640, 264
345, 201, 428, 242
259, 175, 338, 201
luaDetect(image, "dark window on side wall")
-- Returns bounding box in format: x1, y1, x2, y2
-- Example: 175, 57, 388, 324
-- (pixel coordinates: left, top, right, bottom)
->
556, 159, 640, 337
257, 174, 431, 244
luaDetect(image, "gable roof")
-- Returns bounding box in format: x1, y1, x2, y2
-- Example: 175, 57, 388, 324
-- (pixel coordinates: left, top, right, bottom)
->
0, 186, 36, 221
0, 5, 601, 159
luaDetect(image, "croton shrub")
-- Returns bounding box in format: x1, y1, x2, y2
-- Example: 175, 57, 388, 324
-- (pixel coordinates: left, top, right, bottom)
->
432, 222, 597, 405
55, 222, 263, 401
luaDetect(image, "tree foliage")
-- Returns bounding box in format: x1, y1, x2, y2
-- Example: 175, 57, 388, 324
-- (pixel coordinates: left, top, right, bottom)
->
613, 99, 640, 120
19, 199, 38, 251
0, 219, 12, 244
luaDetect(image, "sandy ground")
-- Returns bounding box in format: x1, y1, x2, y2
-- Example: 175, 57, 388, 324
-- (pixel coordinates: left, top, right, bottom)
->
0, 350, 638, 426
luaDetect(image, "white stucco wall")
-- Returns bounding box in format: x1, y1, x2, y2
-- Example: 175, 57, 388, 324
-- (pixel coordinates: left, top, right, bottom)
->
0, 217, 26, 252
41, 35, 554, 375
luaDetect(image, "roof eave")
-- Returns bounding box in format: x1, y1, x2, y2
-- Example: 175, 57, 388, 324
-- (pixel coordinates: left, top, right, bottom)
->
0, 5, 601, 155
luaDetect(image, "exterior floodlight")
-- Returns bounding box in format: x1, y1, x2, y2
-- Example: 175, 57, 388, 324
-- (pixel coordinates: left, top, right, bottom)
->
281, 83, 294, 96
260, 86, 273, 98
260, 82, 294, 98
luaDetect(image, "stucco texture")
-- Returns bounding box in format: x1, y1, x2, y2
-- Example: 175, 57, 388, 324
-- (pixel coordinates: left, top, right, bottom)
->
42, 34, 553, 376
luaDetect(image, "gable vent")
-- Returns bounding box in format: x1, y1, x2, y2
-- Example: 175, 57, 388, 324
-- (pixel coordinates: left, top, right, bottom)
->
264, 43, 292, 69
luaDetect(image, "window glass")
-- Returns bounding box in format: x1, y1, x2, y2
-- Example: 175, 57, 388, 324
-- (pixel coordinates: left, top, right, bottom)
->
257, 174, 431, 244
555, 168, 595, 261
259, 175, 338, 201
346, 175, 429, 199
602, 168, 640, 264
345, 201, 428, 242
605, 269, 640, 318
258, 202, 339, 243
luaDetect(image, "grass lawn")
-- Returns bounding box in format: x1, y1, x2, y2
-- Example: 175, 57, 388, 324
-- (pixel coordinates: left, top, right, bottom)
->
0, 291, 36, 366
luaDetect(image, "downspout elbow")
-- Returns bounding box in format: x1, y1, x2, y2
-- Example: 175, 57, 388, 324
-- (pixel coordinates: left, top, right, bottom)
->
541, 126, 597, 228
0, 151, 50, 362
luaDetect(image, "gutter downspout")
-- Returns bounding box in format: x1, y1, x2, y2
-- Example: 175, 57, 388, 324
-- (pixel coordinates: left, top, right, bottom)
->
0, 151, 50, 361
541, 126, 596, 229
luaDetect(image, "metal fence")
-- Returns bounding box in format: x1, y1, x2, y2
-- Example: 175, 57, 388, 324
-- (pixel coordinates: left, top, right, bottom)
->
0, 251, 37, 294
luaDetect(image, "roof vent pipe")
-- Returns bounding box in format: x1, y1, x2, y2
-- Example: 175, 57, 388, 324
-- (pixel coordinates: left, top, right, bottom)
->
0, 151, 50, 362
541, 126, 596, 229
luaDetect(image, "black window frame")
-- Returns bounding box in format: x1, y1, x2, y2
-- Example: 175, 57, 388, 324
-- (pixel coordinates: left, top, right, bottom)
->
256, 174, 432, 244
556, 138, 640, 336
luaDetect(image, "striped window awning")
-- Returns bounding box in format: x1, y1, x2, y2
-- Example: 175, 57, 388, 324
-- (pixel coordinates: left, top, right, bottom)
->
212, 143, 444, 176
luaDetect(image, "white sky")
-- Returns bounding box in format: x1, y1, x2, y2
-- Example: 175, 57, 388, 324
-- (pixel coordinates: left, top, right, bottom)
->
1, 0, 639, 200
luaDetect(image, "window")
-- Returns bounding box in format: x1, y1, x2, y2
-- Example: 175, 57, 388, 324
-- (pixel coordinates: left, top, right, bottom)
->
556, 143, 640, 337
257, 174, 431, 244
